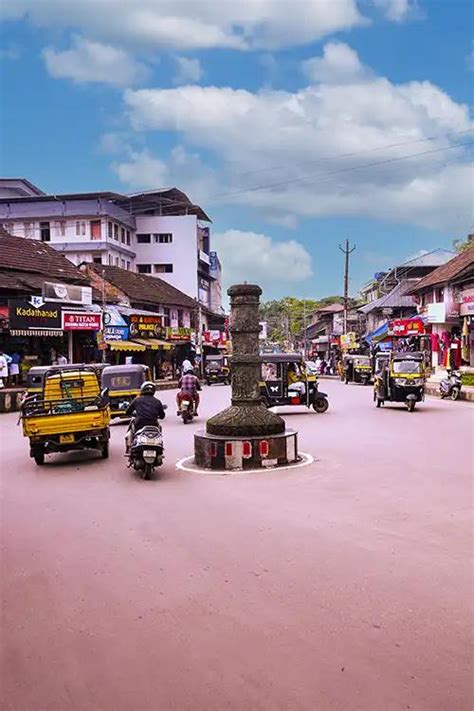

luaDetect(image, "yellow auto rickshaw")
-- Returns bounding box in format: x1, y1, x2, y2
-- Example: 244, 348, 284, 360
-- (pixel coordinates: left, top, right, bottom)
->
101, 364, 152, 419
344, 354, 372, 385
260, 353, 329, 413
21, 367, 111, 465
374, 351, 426, 412
25, 363, 106, 397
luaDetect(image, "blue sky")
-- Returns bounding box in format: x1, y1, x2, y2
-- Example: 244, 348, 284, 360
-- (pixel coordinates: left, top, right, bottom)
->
1, 0, 473, 301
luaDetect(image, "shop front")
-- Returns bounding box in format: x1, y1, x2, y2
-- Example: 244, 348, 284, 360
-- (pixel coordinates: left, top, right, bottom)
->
459, 287, 474, 366
124, 311, 170, 378
426, 301, 462, 370
6, 297, 66, 374
61, 309, 102, 363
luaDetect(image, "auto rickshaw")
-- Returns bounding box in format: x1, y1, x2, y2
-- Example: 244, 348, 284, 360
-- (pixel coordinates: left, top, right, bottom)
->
344, 354, 372, 385
204, 354, 230, 386
373, 351, 426, 412
25, 363, 106, 397
260, 353, 329, 413
21, 367, 110, 465
101, 364, 152, 419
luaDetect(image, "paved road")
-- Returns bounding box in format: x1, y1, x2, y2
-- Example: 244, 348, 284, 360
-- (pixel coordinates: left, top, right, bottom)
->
1, 382, 473, 711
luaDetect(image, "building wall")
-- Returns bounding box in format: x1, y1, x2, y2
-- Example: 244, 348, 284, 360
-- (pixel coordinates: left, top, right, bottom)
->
134, 214, 199, 299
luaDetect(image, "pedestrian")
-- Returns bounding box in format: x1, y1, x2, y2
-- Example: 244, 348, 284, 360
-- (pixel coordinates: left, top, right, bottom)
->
320, 358, 327, 375
0, 350, 10, 388
9, 351, 21, 386
56, 353, 68, 365
314, 355, 322, 374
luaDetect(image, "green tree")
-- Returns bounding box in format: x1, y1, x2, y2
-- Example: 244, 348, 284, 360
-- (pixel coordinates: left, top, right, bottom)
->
259, 295, 343, 346
452, 236, 473, 253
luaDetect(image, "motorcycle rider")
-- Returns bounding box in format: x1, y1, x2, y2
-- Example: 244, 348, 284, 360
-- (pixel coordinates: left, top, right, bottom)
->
176, 363, 201, 416
125, 381, 166, 452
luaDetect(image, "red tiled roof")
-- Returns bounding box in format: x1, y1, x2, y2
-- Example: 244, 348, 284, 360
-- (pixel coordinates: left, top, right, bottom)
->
407, 247, 474, 293
86, 263, 197, 309
0, 227, 89, 284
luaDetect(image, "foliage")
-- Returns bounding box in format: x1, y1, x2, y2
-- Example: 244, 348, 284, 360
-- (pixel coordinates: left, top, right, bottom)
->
260, 295, 343, 344
452, 236, 473, 253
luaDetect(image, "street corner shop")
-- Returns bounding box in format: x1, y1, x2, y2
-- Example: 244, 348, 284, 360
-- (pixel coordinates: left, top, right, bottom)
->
5, 296, 103, 365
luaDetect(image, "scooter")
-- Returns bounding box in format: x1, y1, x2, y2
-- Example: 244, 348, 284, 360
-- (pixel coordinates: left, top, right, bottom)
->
439, 370, 462, 401
128, 408, 167, 480
180, 396, 194, 424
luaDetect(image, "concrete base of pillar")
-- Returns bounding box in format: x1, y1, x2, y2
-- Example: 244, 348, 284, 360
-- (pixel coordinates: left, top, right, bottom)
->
194, 428, 300, 471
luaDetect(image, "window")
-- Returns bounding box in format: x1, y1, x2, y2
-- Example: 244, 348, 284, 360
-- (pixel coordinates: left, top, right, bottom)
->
137, 264, 152, 274
435, 287, 444, 303
91, 220, 101, 240
126, 230, 130, 245
93, 256, 102, 264
108, 254, 113, 265
154, 264, 173, 273
114, 223, 118, 240
115, 257, 120, 266
154, 233, 173, 244
23, 222, 34, 238
137, 233, 151, 243
40, 221, 51, 242
163, 307, 170, 327
120, 227, 125, 243
54, 220, 66, 237
108, 221, 113, 239
126, 261, 130, 270
121, 259, 126, 268
75, 221, 86, 236
177, 308, 184, 327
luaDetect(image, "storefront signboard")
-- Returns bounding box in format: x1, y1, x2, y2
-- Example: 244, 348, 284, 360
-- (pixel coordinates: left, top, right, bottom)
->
129, 313, 163, 338
43, 282, 92, 305
460, 287, 474, 316
62, 311, 102, 331
105, 325, 129, 341
9, 298, 62, 331
166, 326, 192, 341
426, 302, 446, 324
389, 318, 426, 337
340, 332, 358, 349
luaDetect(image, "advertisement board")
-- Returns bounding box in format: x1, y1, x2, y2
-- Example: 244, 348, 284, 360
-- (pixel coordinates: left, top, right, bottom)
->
9, 298, 62, 331
129, 313, 163, 338
460, 287, 474, 316
165, 326, 192, 341
427, 302, 446, 324
43, 282, 92, 305
390, 318, 425, 337
62, 310, 102, 331
105, 325, 129, 341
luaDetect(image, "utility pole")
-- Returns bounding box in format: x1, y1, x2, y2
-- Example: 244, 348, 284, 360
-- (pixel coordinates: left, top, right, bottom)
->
303, 298, 307, 359
339, 240, 356, 334
101, 268, 107, 364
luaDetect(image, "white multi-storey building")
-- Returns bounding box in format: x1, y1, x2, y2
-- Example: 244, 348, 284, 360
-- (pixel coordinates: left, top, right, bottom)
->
0, 181, 223, 316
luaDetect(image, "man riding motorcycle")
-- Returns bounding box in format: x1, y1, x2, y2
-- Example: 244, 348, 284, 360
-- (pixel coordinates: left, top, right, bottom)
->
125, 381, 166, 452
176, 364, 201, 416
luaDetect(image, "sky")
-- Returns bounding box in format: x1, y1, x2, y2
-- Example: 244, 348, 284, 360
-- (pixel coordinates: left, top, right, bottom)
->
1, 0, 473, 301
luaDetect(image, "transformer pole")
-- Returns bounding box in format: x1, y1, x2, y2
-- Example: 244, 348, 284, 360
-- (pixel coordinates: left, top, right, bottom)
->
339, 240, 356, 334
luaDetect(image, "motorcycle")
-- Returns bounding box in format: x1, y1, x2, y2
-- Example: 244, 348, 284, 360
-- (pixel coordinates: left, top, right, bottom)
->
128, 406, 167, 479
439, 370, 462, 401
179, 396, 194, 424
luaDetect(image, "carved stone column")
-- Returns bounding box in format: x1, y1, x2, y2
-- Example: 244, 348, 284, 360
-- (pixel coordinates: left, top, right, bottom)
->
206, 284, 285, 437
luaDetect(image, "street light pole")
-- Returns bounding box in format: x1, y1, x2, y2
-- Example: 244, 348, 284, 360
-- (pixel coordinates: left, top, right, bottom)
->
339, 240, 356, 334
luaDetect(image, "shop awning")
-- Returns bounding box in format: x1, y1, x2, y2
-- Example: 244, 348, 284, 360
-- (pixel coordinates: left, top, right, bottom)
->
364, 322, 389, 344
132, 338, 173, 350
105, 340, 146, 352
10, 329, 64, 337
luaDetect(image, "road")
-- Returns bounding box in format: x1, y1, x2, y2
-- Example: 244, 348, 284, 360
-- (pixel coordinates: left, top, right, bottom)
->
1, 381, 473, 711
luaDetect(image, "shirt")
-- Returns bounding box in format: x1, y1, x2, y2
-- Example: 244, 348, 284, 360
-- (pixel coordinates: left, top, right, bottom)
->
125, 395, 166, 426
179, 374, 201, 394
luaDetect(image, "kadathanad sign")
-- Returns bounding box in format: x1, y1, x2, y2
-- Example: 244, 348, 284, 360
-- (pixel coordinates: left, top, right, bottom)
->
8, 298, 62, 331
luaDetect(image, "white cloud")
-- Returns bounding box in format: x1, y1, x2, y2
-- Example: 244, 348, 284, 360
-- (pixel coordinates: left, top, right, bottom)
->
173, 56, 203, 85
371, 0, 419, 22
302, 41, 370, 84
42, 36, 149, 86
124, 43, 473, 231
112, 150, 169, 188
213, 230, 313, 292
3, 0, 367, 51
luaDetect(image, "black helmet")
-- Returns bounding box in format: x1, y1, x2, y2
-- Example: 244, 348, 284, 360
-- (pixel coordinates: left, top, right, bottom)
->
140, 381, 156, 396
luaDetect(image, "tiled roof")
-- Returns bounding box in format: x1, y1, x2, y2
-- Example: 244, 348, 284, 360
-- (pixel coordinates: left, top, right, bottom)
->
0, 227, 89, 285
86, 264, 198, 309
359, 279, 418, 313
316, 303, 345, 313
406, 247, 474, 292
398, 248, 455, 269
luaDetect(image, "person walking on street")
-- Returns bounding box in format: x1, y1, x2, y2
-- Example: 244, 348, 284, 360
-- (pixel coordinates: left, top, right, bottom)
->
9, 352, 21, 386
56, 353, 67, 365
0, 350, 11, 388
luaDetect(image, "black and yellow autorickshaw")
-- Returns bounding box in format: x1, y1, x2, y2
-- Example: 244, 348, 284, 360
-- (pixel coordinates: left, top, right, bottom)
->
101, 364, 152, 419
260, 353, 329, 413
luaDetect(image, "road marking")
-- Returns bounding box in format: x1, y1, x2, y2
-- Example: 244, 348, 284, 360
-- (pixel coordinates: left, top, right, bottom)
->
175, 451, 314, 474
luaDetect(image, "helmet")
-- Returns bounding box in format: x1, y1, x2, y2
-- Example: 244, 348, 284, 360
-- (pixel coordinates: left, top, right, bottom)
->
182, 360, 194, 374
140, 381, 156, 396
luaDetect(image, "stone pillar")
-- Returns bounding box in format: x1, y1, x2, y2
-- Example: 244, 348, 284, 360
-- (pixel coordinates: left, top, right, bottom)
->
206, 284, 285, 438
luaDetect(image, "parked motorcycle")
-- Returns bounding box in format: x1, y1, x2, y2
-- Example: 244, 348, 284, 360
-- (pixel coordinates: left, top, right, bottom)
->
128, 409, 167, 479
439, 370, 462, 401
180, 396, 195, 424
